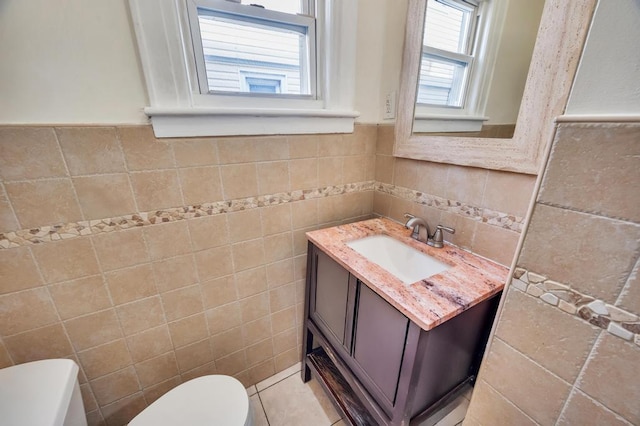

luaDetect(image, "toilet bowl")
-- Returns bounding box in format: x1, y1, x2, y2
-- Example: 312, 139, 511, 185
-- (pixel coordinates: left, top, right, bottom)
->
0, 359, 86, 426
129, 375, 252, 426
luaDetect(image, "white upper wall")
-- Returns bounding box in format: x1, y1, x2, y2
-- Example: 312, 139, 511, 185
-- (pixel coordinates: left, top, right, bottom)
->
3, 0, 634, 126
0, 0, 393, 125
484, 0, 544, 124
0, 0, 149, 124
567, 0, 640, 115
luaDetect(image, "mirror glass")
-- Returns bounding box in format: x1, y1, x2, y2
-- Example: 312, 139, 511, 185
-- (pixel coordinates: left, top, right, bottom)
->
413, 0, 545, 138
393, 0, 596, 174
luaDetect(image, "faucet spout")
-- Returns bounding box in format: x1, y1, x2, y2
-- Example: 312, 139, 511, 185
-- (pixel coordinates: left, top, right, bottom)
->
403, 213, 430, 243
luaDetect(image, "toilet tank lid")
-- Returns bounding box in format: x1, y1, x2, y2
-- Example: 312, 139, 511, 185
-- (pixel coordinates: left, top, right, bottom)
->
0, 359, 79, 426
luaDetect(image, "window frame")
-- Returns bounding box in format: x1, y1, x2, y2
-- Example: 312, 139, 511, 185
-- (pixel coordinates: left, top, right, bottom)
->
187, 0, 317, 98
414, 0, 509, 133
418, 0, 478, 108
128, 0, 358, 137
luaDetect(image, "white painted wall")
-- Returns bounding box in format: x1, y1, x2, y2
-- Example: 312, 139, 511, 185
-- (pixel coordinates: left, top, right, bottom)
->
0, 0, 394, 125
377, 0, 409, 124
484, 0, 544, 124
5, 0, 632, 126
567, 0, 640, 115
353, 0, 386, 123
0, 0, 149, 124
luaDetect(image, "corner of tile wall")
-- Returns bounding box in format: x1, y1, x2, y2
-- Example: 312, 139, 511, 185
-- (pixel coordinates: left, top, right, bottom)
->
469, 121, 640, 426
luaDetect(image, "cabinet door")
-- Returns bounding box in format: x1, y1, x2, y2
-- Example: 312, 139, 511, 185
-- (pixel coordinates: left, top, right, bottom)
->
311, 249, 352, 348
352, 283, 409, 407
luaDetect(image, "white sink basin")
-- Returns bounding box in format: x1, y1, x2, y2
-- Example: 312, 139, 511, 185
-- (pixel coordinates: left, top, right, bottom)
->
346, 235, 450, 285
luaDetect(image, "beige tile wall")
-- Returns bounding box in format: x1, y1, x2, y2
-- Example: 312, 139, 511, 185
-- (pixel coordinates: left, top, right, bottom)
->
373, 125, 536, 266
0, 124, 376, 425
466, 122, 640, 425
0, 121, 557, 425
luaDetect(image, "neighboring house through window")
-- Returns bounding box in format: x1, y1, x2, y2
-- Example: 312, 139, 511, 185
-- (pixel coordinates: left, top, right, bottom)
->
188, 0, 314, 96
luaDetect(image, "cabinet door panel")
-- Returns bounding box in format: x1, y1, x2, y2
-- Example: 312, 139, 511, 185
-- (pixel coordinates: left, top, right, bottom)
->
313, 250, 350, 345
353, 284, 409, 406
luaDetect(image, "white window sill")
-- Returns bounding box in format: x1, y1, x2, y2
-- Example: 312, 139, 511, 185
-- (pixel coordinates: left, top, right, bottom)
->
145, 107, 360, 137
413, 114, 488, 133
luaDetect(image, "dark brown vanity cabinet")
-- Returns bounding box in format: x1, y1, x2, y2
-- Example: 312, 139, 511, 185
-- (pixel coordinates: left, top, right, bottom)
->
303, 243, 500, 426
310, 250, 356, 354
352, 284, 409, 409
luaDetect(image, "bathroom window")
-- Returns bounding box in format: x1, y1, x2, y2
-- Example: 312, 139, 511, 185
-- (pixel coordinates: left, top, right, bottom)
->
187, 0, 316, 97
413, 0, 500, 133
417, 0, 478, 108
128, 0, 358, 137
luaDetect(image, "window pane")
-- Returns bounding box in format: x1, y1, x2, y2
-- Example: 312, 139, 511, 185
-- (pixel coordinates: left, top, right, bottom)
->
237, 0, 303, 14
197, 8, 310, 95
424, 0, 475, 54
417, 54, 468, 107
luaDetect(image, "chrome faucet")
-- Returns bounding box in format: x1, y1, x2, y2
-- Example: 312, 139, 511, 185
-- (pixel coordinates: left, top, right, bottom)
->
404, 213, 430, 244
404, 213, 455, 248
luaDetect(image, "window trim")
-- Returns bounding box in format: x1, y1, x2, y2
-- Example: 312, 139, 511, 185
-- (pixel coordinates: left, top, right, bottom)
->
414, 0, 509, 133
128, 0, 358, 137
187, 0, 317, 97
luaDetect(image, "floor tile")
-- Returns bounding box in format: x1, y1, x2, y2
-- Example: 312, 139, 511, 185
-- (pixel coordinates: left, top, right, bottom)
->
256, 361, 301, 391
260, 374, 340, 426
417, 388, 471, 426
246, 385, 257, 397
250, 394, 269, 426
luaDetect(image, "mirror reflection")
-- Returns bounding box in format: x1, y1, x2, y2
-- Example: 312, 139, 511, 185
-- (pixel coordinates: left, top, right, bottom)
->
413, 0, 544, 138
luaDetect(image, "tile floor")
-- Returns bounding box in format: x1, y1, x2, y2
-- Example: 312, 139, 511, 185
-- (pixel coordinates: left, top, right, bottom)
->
246, 363, 471, 426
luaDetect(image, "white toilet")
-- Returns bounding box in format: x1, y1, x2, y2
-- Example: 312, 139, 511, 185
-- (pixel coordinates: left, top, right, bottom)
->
0, 359, 251, 426
0, 359, 87, 426
129, 374, 253, 426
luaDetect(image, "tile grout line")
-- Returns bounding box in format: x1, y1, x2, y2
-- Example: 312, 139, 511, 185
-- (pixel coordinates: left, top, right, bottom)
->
494, 336, 573, 386
52, 127, 86, 225
613, 255, 640, 306
479, 379, 540, 426
256, 390, 271, 426
179, 185, 219, 379
0, 182, 21, 233
553, 330, 605, 426
536, 200, 640, 226
255, 363, 302, 393
555, 331, 635, 426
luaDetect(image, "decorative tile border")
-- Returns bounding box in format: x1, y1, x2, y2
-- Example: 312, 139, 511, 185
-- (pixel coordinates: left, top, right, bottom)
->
511, 267, 640, 348
375, 182, 525, 233
0, 181, 375, 249
0, 180, 524, 250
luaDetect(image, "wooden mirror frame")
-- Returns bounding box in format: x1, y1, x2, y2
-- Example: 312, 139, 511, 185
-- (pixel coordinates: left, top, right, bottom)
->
394, 0, 597, 174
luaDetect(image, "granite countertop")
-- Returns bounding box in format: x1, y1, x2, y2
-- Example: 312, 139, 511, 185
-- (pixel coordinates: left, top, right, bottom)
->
306, 217, 508, 331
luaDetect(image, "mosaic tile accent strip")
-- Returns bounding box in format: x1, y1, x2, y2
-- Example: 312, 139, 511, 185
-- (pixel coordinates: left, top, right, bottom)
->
511, 267, 640, 348
0, 181, 375, 249
375, 182, 525, 233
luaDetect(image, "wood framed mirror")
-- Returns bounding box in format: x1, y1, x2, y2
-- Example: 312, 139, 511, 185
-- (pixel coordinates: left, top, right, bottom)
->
393, 0, 597, 174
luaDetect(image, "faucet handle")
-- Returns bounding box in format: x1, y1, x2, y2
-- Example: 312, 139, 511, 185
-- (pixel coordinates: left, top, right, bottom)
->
436, 225, 455, 235
428, 225, 455, 248
403, 213, 415, 220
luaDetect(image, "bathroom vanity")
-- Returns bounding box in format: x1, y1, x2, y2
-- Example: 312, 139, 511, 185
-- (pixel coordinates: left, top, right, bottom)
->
301, 218, 508, 425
